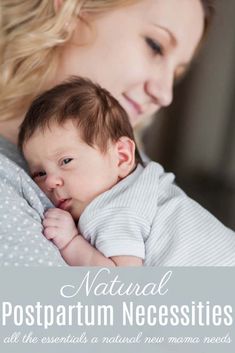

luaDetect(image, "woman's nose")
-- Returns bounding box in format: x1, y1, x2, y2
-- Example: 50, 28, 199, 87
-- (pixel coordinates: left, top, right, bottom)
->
45, 174, 63, 190
145, 70, 174, 108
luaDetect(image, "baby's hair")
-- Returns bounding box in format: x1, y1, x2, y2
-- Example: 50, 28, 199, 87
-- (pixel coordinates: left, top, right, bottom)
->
18, 76, 144, 166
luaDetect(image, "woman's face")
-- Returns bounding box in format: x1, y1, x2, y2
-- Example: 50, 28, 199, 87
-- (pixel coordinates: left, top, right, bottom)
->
56, 0, 204, 126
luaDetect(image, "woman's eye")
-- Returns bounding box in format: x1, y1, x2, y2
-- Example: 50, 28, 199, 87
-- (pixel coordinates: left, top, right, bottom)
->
32, 171, 46, 179
145, 37, 163, 56
62, 158, 73, 165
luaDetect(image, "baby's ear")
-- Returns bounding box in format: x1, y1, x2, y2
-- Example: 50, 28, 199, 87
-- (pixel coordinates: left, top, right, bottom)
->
116, 137, 136, 179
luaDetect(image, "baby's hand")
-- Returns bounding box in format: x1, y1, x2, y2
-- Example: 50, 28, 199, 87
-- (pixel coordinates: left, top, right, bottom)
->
43, 208, 78, 250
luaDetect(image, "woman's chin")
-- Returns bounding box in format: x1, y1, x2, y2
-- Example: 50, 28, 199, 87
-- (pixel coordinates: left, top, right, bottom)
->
129, 112, 153, 128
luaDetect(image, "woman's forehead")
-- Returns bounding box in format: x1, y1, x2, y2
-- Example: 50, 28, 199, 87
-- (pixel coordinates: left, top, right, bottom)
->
134, 0, 204, 61
94, 0, 204, 62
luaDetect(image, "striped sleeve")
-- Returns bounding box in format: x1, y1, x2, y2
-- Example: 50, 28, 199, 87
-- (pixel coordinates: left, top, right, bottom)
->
145, 170, 235, 266
79, 208, 149, 259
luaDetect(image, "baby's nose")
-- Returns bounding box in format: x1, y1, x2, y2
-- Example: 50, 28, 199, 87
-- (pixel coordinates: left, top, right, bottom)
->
45, 174, 63, 190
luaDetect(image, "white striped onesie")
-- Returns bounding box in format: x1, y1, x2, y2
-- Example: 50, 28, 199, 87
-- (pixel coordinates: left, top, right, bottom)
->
79, 162, 235, 266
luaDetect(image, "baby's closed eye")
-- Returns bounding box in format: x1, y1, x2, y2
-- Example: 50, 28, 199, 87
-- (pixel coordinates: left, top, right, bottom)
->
32, 170, 46, 179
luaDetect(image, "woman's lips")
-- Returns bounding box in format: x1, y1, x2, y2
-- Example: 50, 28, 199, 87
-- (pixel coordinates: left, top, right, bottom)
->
57, 199, 72, 210
122, 94, 144, 115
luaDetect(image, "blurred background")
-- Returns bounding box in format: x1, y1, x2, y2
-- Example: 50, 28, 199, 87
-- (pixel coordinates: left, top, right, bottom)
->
140, 0, 235, 230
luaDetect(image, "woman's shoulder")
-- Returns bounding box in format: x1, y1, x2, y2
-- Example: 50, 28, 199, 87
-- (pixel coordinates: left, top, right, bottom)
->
0, 137, 52, 214
0, 152, 25, 191
0, 138, 66, 267
0, 148, 29, 194
0, 134, 28, 170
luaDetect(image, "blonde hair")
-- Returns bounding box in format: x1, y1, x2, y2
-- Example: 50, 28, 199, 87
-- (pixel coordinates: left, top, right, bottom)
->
0, 0, 139, 122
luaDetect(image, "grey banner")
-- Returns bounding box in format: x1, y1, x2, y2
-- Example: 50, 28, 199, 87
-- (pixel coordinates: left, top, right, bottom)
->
0, 268, 234, 353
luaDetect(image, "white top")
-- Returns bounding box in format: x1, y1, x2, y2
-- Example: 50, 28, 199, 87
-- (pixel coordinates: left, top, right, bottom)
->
79, 162, 235, 266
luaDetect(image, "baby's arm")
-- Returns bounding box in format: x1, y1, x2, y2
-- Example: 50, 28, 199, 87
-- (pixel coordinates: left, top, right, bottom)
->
61, 236, 143, 266
43, 208, 142, 266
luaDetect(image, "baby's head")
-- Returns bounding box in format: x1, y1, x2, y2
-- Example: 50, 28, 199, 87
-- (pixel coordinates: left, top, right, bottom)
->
19, 77, 143, 220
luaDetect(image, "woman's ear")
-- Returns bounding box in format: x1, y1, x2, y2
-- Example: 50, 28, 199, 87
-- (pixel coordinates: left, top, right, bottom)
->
116, 137, 136, 179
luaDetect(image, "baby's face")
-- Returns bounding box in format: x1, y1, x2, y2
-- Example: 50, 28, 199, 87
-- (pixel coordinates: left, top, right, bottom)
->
23, 121, 120, 220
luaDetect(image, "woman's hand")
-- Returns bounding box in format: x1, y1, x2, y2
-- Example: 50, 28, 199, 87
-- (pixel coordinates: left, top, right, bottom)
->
43, 208, 78, 250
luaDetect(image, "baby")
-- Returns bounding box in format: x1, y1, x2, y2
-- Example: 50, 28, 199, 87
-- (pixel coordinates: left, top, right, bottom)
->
19, 77, 235, 267
19, 77, 147, 266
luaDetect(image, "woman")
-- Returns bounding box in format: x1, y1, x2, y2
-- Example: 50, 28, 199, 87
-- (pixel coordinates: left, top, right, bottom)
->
0, 0, 234, 266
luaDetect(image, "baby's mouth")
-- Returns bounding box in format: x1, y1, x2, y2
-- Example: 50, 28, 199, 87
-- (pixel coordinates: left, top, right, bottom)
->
57, 198, 72, 210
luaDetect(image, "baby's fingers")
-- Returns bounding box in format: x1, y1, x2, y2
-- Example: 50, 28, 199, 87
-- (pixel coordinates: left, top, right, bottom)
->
43, 226, 58, 240
45, 208, 71, 220
43, 218, 59, 228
